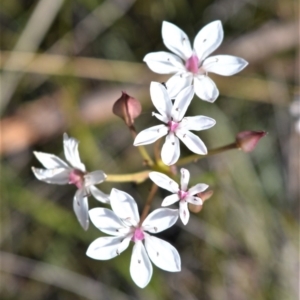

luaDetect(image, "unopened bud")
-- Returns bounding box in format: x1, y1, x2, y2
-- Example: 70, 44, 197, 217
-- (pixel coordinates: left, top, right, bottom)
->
189, 190, 214, 213
236, 131, 266, 153
112, 92, 142, 127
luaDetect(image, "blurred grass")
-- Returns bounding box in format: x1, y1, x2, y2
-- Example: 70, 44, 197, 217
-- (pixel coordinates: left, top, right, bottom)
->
0, 0, 299, 299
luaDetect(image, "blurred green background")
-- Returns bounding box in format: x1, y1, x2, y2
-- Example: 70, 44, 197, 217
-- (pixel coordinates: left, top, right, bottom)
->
0, 0, 299, 299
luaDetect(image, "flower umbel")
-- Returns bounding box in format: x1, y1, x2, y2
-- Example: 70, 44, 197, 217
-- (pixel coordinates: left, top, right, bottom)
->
133, 82, 216, 165
31, 133, 109, 230
144, 20, 248, 102
86, 188, 181, 288
149, 169, 209, 224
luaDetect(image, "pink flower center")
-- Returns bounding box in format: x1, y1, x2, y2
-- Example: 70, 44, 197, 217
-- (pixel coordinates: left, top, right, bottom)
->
132, 227, 145, 242
168, 120, 179, 132
69, 169, 84, 189
185, 54, 199, 74
178, 190, 188, 200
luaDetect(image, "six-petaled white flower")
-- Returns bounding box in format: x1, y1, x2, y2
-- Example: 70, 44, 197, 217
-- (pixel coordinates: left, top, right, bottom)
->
134, 82, 216, 166
149, 169, 209, 225
144, 20, 248, 102
32, 133, 109, 230
86, 188, 181, 288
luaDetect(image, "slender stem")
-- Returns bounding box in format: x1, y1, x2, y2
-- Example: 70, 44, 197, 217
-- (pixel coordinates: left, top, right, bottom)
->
139, 183, 158, 226
154, 139, 161, 162
106, 170, 150, 184
176, 142, 238, 166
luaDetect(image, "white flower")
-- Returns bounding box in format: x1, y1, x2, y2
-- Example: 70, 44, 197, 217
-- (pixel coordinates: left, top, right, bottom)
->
149, 169, 208, 225
144, 20, 248, 102
32, 133, 109, 230
86, 188, 181, 288
133, 82, 216, 166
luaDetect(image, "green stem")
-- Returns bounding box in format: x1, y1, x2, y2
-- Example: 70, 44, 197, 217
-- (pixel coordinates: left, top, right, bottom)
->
139, 183, 158, 226
176, 142, 238, 166
106, 170, 150, 184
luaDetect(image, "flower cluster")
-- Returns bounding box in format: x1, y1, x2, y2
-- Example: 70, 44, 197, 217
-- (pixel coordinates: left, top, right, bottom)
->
31, 20, 262, 289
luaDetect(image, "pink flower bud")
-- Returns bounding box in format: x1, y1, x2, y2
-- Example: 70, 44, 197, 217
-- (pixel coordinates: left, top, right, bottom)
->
112, 92, 142, 126
236, 131, 266, 153
189, 190, 213, 213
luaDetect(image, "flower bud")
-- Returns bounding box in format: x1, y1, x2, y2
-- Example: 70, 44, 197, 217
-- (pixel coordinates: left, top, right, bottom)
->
236, 131, 266, 153
188, 190, 213, 213
112, 92, 142, 127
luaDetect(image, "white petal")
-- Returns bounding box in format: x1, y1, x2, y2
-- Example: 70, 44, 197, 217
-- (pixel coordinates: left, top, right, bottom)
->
185, 196, 203, 205
150, 82, 173, 119
31, 167, 70, 184
145, 235, 181, 272
152, 112, 169, 124
110, 189, 140, 226
180, 168, 190, 191
188, 183, 209, 195
134, 125, 168, 146
161, 134, 180, 166
143, 52, 185, 74
84, 170, 106, 186
148, 172, 179, 193
203, 55, 248, 76
161, 194, 180, 206
176, 130, 207, 155
63, 133, 86, 172
86, 236, 131, 260
194, 76, 219, 102
142, 208, 179, 233
179, 201, 190, 225
89, 208, 131, 236
180, 116, 216, 131
162, 21, 193, 60
193, 20, 223, 61
73, 189, 89, 230
165, 73, 193, 99
171, 85, 195, 122
33, 151, 69, 169
130, 242, 153, 288
89, 185, 110, 203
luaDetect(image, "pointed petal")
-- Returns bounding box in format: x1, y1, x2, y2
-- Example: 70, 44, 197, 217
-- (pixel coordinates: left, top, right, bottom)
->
73, 189, 89, 230
194, 76, 219, 102
110, 188, 140, 226
134, 125, 168, 146
33, 151, 69, 169
186, 195, 203, 205
180, 116, 216, 131
176, 130, 207, 155
150, 82, 172, 119
152, 112, 169, 124
203, 55, 248, 76
148, 172, 179, 193
89, 185, 110, 203
130, 242, 153, 288
162, 21, 193, 60
179, 201, 190, 225
145, 235, 181, 272
188, 183, 209, 195
171, 85, 194, 122
161, 134, 180, 166
142, 208, 178, 233
161, 194, 180, 206
86, 236, 131, 260
32, 167, 70, 184
89, 208, 131, 236
165, 73, 193, 99
180, 168, 190, 191
143, 52, 185, 74
63, 133, 86, 172
193, 20, 223, 61
84, 170, 106, 186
